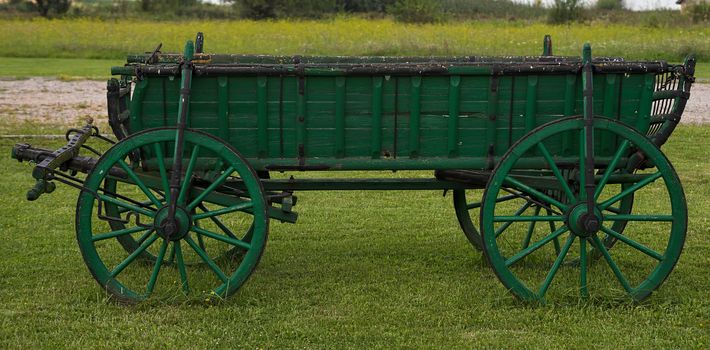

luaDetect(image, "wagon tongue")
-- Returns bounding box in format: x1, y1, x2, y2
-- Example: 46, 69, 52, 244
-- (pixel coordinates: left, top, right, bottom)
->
11, 121, 96, 201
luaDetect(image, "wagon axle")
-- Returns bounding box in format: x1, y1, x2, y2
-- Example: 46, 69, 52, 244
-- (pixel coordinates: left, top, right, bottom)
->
567, 203, 603, 237
155, 206, 192, 241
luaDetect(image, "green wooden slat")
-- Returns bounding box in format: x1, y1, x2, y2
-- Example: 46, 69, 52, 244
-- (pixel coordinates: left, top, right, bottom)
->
257, 75, 268, 158
217, 77, 230, 143
296, 77, 306, 159
335, 76, 346, 158
447, 75, 461, 158
130, 79, 148, 134
525, 75, 538, 133
636, 73, 655, 133
602, 74, 619, 156
562, 74, 577, 155
487, 76, 499, 163
409, 76, 421, 158
371, 76, 383, 159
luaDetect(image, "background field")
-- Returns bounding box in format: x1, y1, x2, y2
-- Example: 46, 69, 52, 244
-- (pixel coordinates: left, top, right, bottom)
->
0, 18, 708, 80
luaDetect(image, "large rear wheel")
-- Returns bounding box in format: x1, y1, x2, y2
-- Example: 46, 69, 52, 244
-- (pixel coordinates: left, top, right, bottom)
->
481, 117, 686, 302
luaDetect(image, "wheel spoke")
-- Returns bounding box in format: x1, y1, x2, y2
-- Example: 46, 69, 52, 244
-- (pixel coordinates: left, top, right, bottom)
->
546, 209, 561, 255
538, 233, 575, 297
174, 241, 189, 294
521, 206, 542, 249
505, 226, 569, 267
167, 242, 177, 264
117, 200, 157, 215
495, 201, 533, 238
599, 172, 662, 210
193, 201, 253, 220
145, 238, 169, 296
591, 235, 632, 293
504, 175, 568, 211
177, 145, 201, 205
116, 159, 163, 208
136, 229, 153, 245
92, 226, 148, 242
199, 203, 238, 239
184, 236, 229, 283
109, 233, 159, 278
600, 226, 664, 261
186, 166, 236, 211
153, 142, 171, 202
192, 226, 252, 251
493, 215, 565, 222
99, 194, 155, 218
537, 143, 576, 202
604, 206, 622, 214
467, 194, 518, 210
594, 140, 631, 200
580, 238, 589, 298
605, 214, 673, 222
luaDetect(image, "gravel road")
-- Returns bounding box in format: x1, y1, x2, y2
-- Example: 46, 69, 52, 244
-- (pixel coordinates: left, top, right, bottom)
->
1, 78, 708, 127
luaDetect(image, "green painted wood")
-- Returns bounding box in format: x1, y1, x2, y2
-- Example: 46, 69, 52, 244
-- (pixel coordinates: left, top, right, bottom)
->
525, 75, 538, 133
257, 76, 268, 158
129, 79, 147, 134
601, 74, 619, 156
296, 77, 306, 159
129, 64, 659, 171
636, 74, 655, 133
217, 77, 230, 143
409, 76, 421, 158
335, 76, 346, 158
448, 76, 461, 158
487, 76, 499, 164
371, 76, 383, 159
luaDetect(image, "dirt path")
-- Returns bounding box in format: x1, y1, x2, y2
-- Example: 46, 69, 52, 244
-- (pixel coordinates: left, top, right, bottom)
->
0, 78, 708, 127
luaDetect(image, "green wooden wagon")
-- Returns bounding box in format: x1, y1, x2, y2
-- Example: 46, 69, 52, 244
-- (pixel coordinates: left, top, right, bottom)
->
12, 33, 696, 304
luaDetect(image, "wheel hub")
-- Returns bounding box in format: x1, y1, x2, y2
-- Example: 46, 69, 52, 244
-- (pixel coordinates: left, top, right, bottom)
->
567, 203, 603, 237
154, 206, 192, 241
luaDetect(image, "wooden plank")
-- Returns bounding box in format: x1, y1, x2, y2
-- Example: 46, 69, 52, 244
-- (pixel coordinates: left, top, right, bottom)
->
256, 76, 268, 158
335, 76, 346, 158
409, 76, 421, 158
371, 76, 383, 158
447, 75, 461, 158
217, 77, 230, 144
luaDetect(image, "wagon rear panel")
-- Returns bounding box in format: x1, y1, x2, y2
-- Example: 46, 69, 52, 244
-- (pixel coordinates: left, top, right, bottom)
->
127, 69, 655, 171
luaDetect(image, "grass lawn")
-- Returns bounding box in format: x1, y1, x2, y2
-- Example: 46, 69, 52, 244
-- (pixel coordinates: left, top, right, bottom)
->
2, 18, 708, 61
0, 57, 123, 80
0, 118, 708, 348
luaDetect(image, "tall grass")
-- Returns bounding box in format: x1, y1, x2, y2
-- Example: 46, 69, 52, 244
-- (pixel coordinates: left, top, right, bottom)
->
2, 17, 707, 61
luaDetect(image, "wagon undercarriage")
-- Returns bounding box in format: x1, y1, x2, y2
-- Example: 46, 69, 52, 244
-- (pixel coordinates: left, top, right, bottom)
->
10, 33, 696, 305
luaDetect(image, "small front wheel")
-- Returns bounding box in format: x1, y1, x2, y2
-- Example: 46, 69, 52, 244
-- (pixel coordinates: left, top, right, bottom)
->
76, 128, 268, 303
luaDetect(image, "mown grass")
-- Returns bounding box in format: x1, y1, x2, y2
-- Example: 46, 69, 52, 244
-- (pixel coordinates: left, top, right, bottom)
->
1, 17, 708, 61
0, 119, 709, 348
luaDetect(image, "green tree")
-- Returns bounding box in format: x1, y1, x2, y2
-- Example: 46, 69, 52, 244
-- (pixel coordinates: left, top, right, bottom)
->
548, 0, 583, 24
34, 0, 70, 17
